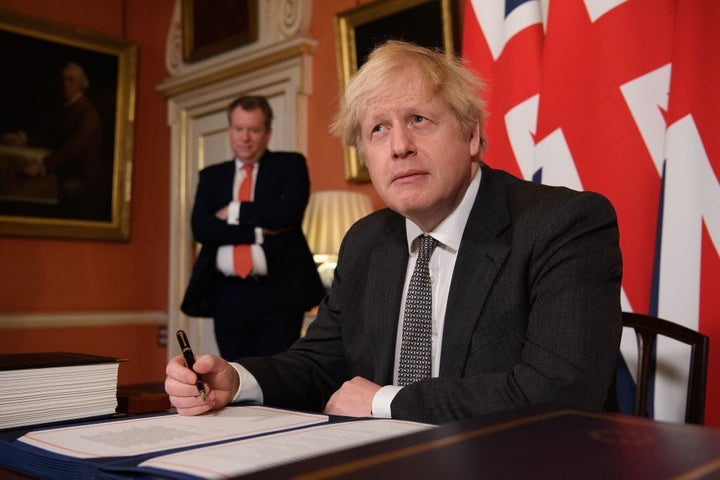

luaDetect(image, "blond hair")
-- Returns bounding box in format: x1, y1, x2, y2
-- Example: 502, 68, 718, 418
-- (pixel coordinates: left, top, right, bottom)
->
330, 40, 487, 156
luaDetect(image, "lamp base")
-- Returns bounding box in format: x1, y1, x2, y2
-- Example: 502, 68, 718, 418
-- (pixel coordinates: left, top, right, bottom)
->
317, 261, 337, 291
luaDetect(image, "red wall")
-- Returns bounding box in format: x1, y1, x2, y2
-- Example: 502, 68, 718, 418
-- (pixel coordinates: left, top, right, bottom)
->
306, 1, 382, 206
0, 0, 393, 385
0, 0, 175, 384
0, 0, 173, 313
4, 324, 166, 385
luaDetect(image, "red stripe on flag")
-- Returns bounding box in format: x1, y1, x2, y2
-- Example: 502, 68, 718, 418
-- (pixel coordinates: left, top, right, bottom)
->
536, 0, 674, 313
462, 0, 720, 426
461, 0, 542, 178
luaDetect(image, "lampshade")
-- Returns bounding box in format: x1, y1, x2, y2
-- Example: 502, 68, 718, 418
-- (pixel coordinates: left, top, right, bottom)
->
302, 190, 373, 287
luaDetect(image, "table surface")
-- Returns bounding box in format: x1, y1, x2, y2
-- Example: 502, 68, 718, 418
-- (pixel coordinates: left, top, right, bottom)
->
3, 406, 720, 480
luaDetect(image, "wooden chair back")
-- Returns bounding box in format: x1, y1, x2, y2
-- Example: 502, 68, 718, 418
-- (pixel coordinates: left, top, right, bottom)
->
622, 311, 709, 425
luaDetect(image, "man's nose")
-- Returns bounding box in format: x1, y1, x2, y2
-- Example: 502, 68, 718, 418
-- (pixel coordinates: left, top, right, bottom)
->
391, 126, 416, 159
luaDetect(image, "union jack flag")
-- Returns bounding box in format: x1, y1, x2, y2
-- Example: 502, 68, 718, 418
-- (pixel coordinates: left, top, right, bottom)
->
462, 0, 719, 425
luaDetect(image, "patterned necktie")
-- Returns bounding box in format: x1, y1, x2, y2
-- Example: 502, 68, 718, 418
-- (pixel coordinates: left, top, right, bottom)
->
398, 235, 438, 386
233, 163, 254, 279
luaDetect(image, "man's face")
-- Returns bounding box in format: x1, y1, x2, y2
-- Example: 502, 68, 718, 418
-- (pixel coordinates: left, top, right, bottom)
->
359, 72, 480, 231
62, 69, 83, 99
229, 107, 271, 164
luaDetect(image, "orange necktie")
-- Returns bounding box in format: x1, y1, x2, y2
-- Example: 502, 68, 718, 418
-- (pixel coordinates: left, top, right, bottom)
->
233, 164, 254, 278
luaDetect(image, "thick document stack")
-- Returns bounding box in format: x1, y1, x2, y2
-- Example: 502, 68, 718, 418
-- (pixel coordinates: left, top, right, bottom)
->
0, 352, 122, 430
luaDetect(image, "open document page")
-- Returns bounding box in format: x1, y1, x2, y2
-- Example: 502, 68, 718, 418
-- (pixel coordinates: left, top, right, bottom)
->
137, 418, 434, 479
18, 405, 327, 459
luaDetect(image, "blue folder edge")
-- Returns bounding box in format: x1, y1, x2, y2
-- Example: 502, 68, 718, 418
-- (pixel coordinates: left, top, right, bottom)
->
0, 411, 202, 480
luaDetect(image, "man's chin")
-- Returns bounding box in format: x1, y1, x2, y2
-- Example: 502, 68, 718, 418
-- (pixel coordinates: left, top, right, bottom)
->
387, 196, 432, 219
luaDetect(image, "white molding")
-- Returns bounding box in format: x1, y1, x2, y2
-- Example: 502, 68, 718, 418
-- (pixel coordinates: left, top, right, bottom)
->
163, 0, 312, 78
0, 311, 167, 329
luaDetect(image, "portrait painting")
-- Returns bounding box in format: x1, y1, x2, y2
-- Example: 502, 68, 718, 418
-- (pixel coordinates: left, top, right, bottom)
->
0, 10, 136, 240
182, 0, 258, 63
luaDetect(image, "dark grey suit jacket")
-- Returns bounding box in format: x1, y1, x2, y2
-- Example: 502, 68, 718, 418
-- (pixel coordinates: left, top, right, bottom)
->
241, 165, 623, 424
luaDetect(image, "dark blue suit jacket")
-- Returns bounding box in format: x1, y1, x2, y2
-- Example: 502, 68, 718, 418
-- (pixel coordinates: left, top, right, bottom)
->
181, 150, 324, 317
241, 165, 623, 424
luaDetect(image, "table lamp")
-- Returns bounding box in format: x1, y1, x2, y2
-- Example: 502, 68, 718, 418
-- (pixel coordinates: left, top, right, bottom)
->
302, 190, 373, 289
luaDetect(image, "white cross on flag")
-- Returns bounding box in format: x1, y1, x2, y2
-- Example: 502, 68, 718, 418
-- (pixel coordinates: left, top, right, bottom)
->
462, 0, 719, 425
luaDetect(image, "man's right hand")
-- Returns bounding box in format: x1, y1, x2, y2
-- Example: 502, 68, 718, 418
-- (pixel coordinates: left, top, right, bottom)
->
165, 354, 240, 416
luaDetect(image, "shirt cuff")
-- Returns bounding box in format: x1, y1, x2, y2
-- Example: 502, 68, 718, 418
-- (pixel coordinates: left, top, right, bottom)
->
230, 362, 264, 404
227, 201, 241, 225
371, 385, 402, 418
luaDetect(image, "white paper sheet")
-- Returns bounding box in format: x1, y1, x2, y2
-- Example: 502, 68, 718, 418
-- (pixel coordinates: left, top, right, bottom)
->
140, 419, 434, 479
19, 405, 327, 459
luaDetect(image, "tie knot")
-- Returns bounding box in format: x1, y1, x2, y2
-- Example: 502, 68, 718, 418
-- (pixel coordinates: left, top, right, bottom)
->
417, 235, 438, 263
243, 163, 253, 175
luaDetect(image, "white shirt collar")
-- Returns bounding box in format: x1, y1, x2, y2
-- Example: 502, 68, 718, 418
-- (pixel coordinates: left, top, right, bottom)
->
405, 166, 482, 254
234, 158, 256, 171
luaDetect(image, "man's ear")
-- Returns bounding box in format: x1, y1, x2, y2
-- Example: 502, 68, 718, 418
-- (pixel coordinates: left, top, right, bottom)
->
468, 120, 481, 156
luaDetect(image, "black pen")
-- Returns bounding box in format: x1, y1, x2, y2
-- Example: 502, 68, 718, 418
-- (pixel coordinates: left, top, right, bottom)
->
176, 329, 207, 401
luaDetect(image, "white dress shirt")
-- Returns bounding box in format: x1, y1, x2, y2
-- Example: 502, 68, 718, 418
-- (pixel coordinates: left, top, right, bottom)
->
216, 159, 268, 276
371, 168, 481, 417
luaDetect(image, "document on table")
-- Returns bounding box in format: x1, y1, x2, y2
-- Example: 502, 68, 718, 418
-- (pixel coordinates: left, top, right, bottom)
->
139, 418, 434, 479
18, 405, 327, 459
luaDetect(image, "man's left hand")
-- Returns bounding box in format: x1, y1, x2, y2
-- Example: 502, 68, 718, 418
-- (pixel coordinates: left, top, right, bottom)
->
323, 376, 381, 417
215, 206, 229, 220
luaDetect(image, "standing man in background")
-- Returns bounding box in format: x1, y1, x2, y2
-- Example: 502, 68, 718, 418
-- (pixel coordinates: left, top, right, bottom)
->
181, 96, 325, 360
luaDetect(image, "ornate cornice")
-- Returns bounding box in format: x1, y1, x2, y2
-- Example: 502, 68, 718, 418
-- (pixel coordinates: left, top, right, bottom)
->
157, 37, 316, 98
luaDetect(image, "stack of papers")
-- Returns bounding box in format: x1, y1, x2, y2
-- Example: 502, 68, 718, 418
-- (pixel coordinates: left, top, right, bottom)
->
0, 352, 121, 430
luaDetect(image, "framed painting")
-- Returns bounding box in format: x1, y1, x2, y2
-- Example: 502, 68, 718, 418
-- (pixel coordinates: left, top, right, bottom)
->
182, 0, 258, 63
334, 0, 456, 183
0, 10, 137, 241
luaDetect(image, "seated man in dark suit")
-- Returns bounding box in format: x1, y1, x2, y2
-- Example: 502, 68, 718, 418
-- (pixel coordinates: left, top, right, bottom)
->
166, 40, 623, 425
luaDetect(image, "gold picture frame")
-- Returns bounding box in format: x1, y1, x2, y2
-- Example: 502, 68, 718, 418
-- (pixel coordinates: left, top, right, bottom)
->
334, 0, 456, 183
0, 10, 137, 241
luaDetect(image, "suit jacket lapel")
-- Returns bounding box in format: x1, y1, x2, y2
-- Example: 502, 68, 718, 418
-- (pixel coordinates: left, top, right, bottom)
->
365, 218, 407, 384
252, 151, 271, 198
440, 167, 511, 377
218, 160, 236, 205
